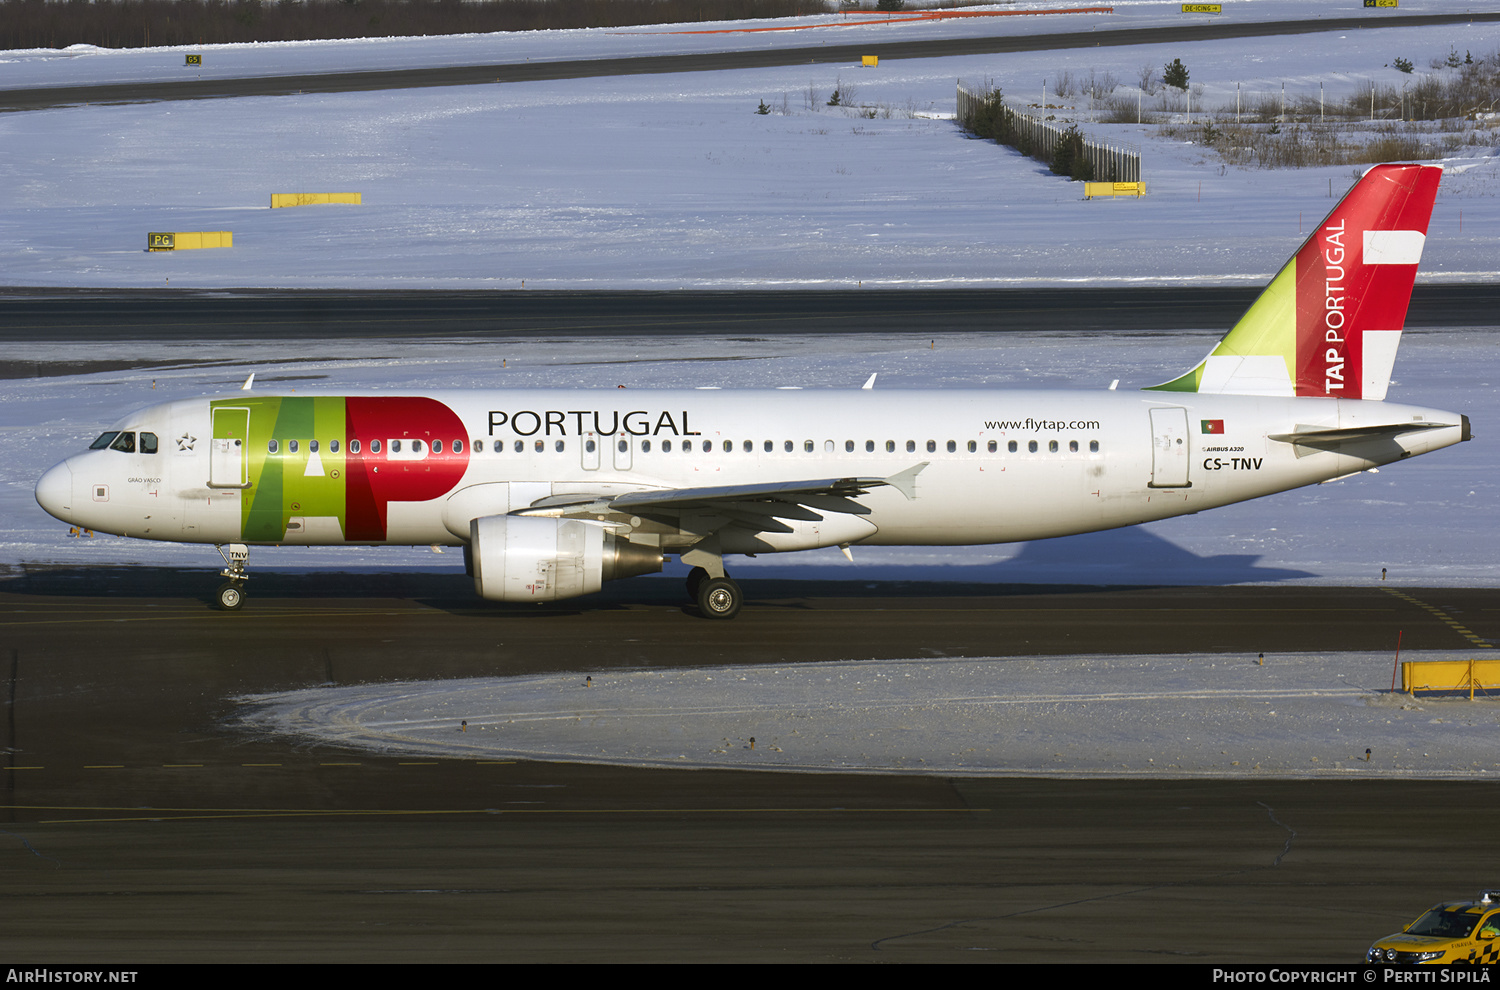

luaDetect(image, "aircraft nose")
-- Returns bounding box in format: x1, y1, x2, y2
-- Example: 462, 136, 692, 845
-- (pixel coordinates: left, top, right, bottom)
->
35, 461, 74, 521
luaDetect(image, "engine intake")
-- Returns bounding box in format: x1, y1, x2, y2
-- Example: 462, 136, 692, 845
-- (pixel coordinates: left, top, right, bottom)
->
470, 515, 663, 602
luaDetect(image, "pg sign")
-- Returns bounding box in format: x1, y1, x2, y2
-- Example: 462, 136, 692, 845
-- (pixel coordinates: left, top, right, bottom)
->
148, 232, 175, 250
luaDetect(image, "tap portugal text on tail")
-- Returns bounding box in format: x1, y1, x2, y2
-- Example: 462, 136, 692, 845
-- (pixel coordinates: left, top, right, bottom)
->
34, 164, 1470, 619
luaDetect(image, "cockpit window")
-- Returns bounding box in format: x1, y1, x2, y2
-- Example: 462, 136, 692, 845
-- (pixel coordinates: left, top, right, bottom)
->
90, 432, 120, 450
108, 432, 136, 453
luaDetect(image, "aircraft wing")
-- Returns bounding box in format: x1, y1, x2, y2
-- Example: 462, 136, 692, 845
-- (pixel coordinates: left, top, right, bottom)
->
515, 462, 927, 526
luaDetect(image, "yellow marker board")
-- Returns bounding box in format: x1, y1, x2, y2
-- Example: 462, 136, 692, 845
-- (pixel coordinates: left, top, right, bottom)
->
1182, 3, 1221, 11
1402, 658, 1500, 699
147, 231, 232, 251
1084, 182, 1145, 199
862, 56, 879, 67
186, 54, 202, 66
270, 193, 362, 209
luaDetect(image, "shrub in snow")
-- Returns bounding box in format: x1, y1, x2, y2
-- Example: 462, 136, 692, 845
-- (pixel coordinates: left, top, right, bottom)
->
1164, 58, 1189, 91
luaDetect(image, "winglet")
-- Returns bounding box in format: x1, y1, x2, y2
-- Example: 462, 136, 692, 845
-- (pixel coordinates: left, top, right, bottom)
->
241, 372, 255, 391
862, 373, 877, 390
884, 461, 928, 501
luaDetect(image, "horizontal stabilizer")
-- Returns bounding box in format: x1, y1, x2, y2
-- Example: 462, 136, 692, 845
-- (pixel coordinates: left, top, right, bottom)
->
1268, 422, 1455, 447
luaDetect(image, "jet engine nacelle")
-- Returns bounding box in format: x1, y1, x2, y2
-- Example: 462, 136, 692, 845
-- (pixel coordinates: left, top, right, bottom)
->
469, 515, 664, 603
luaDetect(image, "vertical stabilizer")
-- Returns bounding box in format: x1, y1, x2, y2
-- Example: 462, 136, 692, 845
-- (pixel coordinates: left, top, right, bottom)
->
1149, 163, 1441, 400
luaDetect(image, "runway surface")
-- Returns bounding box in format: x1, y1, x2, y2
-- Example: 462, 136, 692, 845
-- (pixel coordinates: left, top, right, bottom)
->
3, 572, 1497, 962
4, 12, 1499, 111
2, 286, 1498, 355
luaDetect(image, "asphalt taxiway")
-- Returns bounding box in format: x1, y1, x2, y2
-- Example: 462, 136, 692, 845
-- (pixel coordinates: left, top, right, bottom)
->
5, 12, 1499, 112
3, 573, 1496, 962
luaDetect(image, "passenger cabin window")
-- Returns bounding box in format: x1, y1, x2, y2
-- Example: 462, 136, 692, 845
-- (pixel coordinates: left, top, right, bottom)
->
350, 440, 361, 454
309, 439, 319, 453
1090, 440, 1100, 453
1008, 441, 1018, 453
371, 440, 382, 453
330, 440, 340, 453
289, 439, 299, 454
267, 439, 279, 454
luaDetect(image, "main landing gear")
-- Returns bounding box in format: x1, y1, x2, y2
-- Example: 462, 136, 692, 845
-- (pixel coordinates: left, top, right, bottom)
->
214, 543, 249, 611
686, 565, 742, 620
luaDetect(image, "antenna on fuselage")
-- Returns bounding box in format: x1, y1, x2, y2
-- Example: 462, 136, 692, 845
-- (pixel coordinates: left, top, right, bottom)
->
241, 373, 255, 391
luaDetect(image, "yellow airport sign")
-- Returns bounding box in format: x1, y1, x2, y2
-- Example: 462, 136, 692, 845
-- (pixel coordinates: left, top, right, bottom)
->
1402, 658, 1500, 699
270, 192, 363, 208
1084, 181, 1145, 199
148, 231, 232, 251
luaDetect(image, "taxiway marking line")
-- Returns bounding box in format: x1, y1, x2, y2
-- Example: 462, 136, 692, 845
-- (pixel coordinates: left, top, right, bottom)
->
1382, 589, 1495, 649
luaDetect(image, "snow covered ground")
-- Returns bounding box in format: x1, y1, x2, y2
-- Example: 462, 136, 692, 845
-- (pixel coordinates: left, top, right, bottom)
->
237, 650, 1500, 779
2, 0, 1499, 289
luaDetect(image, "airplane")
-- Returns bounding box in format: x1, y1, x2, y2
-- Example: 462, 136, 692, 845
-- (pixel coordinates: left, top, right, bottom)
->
34, 163, 1468, 619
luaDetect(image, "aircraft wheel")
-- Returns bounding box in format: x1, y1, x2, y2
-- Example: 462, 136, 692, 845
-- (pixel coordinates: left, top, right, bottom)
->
685, 566, 711, 601
697, 577, 742, 620
216, 582, 245, 611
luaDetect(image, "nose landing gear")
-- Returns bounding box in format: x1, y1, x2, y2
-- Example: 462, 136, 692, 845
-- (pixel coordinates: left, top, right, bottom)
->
214, 543, 250, 611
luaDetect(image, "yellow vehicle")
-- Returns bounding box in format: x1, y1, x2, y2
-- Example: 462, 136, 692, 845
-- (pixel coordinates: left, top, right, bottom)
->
1367, 890, 1500, 964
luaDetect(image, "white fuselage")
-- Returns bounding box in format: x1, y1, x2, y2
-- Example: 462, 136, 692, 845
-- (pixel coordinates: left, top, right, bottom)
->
35, 388, 1466, 554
